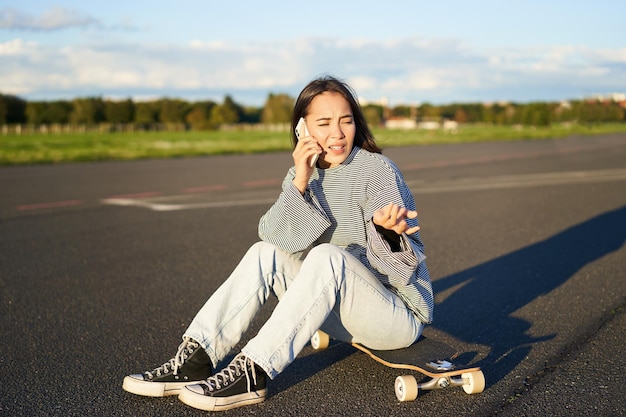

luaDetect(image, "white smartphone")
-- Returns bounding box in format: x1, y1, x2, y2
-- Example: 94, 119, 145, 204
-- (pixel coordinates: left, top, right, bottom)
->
295, 117, 318, 168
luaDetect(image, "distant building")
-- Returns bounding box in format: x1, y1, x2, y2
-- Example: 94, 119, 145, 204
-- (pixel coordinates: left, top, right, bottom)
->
442, 119, 459, 132
384, 117, 459, 131
417, 120, 440, 130
587, 93, 626, 108
590, 93, 625, 102
385, 117, 417, 129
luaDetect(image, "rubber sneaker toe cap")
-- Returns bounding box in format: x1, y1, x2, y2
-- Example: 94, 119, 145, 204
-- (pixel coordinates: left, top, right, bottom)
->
184, 383, 206, 395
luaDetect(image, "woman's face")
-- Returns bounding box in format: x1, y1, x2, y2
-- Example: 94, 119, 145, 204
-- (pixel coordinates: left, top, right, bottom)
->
306, 92, 356, 168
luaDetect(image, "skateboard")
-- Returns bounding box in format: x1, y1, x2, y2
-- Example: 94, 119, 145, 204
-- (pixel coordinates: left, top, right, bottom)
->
310, 330, 485, 401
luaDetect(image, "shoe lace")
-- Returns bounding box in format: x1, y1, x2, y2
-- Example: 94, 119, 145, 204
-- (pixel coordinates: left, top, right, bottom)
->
205, 354, 258, 392
145, 337, 199, 379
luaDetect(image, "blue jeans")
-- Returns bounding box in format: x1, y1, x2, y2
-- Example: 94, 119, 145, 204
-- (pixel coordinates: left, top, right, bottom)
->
184, 241, 423, 379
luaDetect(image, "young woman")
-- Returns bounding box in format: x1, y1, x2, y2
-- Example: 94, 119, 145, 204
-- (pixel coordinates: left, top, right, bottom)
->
123, 75, 434, 412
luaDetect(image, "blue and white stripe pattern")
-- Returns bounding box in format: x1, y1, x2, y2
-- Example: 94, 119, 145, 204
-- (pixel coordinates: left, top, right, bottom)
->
258, 146, 434, 324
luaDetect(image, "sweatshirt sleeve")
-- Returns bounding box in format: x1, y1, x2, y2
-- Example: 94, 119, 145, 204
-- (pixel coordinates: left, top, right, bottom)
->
364, 161, 434, 323
258, 168, 332, 254
366, 221, 426, 285
364, 162, 426, 281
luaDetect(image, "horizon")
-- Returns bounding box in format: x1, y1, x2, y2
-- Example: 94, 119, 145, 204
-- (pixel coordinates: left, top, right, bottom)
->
1, 1, 625, 107
6, 91, 626, 109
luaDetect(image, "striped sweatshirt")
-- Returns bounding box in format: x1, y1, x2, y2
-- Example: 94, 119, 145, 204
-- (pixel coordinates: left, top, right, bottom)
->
258, 146, 434, 324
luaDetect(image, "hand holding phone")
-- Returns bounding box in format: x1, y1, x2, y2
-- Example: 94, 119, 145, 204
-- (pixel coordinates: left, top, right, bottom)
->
295, 117, 318, 168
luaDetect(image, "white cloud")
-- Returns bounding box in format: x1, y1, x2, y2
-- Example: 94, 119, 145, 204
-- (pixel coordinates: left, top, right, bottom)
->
0, 38, 36, 55
1, 36, 625, 104
0, 7, 100, 31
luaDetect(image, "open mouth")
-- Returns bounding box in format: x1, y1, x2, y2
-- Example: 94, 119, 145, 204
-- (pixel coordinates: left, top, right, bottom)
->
328, 145, 345, 153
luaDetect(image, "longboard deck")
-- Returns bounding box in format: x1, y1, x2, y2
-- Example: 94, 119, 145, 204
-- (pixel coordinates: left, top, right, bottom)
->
352, 336, 480, 378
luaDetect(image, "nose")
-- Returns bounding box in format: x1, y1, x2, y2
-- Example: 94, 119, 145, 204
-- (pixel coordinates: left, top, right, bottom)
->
330, 122, 346, 139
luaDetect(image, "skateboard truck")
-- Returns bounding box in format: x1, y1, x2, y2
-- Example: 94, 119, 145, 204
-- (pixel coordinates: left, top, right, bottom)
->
427, 360, 455, 371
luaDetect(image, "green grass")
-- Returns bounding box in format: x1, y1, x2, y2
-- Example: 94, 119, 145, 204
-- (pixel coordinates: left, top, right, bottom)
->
374, 123, 626, 146
1, 123, 625, 165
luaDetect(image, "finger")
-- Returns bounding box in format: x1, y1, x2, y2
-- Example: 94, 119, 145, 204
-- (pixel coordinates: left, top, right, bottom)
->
307, 140, 320, 153
300, 137, 315, 148
378, 211, 390, 226
379, 203, 392, 221
394, 207, 415, 219
389, 203, 399, 220
405, 225, 421, 234
302, 139, 318, 152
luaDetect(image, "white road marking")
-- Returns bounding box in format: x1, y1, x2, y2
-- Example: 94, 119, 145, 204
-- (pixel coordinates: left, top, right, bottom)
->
101, 197, 277, 211
407, 168, 626, 194
101, 169, 626, 211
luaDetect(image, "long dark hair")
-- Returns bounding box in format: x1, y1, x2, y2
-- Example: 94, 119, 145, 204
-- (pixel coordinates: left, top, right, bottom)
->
290, 75, 382, 154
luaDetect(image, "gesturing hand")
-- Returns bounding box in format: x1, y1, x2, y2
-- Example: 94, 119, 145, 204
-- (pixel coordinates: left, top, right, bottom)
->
373, 203, 420, 235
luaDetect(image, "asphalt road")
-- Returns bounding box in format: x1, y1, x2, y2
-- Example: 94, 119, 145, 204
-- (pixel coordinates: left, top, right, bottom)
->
1, 133, 625, 416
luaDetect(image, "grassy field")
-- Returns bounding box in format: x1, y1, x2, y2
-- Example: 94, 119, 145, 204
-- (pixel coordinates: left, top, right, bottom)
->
1, 123, 625, 165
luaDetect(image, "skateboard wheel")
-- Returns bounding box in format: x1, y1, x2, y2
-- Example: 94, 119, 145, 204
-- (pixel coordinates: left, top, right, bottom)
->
311, 330, 330, 350
395, 375, 418, 401
461, 370, 485, 394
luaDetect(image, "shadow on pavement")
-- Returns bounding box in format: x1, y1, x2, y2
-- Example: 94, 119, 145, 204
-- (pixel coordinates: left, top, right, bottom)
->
431, 205, 626, 385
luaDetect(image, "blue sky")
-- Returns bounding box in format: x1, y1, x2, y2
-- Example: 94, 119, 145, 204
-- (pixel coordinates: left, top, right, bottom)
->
1, 0, 625, 106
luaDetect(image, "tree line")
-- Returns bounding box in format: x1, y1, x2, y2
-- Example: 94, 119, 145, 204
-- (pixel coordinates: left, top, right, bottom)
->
0, 91, 624, 130
398, 100, 626, 126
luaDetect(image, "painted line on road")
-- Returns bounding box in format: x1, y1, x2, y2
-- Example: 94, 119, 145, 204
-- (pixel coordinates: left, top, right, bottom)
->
399, 144, 616, 172
183, 184, 229, 193
101, 168, 626, 212
407, 168, 626, 194
243, 179, 281, 188
102, 197, 276, 211
101, 169, 626, 212
105, 191, 160, 199
16, 199, 84, 211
